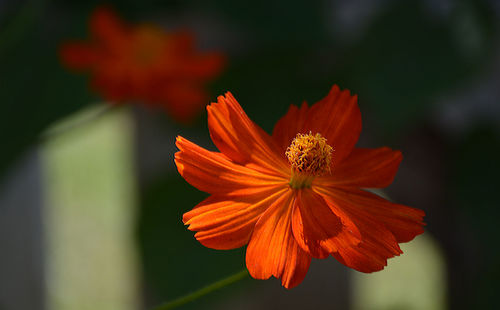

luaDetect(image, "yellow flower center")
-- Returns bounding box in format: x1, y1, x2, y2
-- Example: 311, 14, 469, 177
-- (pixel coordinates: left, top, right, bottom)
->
285, 132, 333, 189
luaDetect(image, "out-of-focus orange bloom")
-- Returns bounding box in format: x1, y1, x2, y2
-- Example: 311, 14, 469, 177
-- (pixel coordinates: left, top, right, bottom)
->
175, 85, 425, 288
60, 7, 225, 123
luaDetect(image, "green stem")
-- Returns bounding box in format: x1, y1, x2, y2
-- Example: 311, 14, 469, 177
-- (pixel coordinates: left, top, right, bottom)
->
151, 269, 249, 310
40, 104, 122, 142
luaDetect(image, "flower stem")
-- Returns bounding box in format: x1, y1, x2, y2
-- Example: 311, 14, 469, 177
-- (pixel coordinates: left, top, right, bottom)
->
40, 104, 121, 142
151, 269, 249, 310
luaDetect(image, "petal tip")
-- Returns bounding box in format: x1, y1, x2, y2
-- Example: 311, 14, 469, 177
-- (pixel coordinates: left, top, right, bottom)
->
331, 84, 341, 93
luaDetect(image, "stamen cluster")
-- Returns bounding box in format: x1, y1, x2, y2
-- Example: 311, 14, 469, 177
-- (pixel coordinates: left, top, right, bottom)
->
286, 132, 333, 188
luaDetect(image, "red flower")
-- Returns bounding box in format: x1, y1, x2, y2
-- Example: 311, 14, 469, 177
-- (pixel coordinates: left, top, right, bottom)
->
59, 6, 225, 123
175, 85, 425, 288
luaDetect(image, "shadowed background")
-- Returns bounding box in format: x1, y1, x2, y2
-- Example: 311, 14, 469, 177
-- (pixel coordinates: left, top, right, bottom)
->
0, 0, 499, 309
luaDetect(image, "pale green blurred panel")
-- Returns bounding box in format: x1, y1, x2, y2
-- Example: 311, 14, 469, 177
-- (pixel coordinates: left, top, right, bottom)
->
42, 105, 140, 310
351, 233, 446, 310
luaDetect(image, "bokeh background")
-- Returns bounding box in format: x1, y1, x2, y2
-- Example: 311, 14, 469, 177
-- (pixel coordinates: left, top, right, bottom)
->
1, 0, 499, 309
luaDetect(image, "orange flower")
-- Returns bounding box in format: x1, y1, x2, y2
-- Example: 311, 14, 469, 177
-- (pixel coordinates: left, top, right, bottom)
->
60, 6, 225, 123
175, 85, 425, 288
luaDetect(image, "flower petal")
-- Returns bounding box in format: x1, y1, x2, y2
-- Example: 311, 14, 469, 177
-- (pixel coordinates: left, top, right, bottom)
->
331, 230, 400, 273
322, 187, 425, 243
159, 83, 207, 124
319, 147, 403, 188
245, 191, 312, 289
59, 43, 99, 70
333, 216, 403, 272
90, 6, 126, 44
207, 92, 289, 176
291, 189, 361, 259
314, 186, 424, 272
184, 188, 288, 250
304, 85, 361, 165
176, 53, 226, 80
315, 187, 404, 272
175, 136, 287, 195
272, 102, 309, 152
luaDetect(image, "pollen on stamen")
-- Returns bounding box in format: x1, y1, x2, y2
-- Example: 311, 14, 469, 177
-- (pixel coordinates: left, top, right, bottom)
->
286, 132, 333, 177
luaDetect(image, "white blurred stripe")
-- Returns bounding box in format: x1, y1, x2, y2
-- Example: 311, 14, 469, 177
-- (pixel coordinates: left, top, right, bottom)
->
351, 233, 447, 310
42, 105, 139, 310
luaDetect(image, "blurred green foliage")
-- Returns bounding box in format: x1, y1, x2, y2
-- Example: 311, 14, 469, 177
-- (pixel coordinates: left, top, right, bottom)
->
0, 0, 95, 178
1, 0, 495, 178
451, 127, 500, 308
137, 174, 250, 309
337, 0, 495, 135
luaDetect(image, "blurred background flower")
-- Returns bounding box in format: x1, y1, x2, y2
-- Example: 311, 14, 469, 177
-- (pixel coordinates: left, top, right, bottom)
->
60, 6, 225, 124
0, 0, 499, 310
